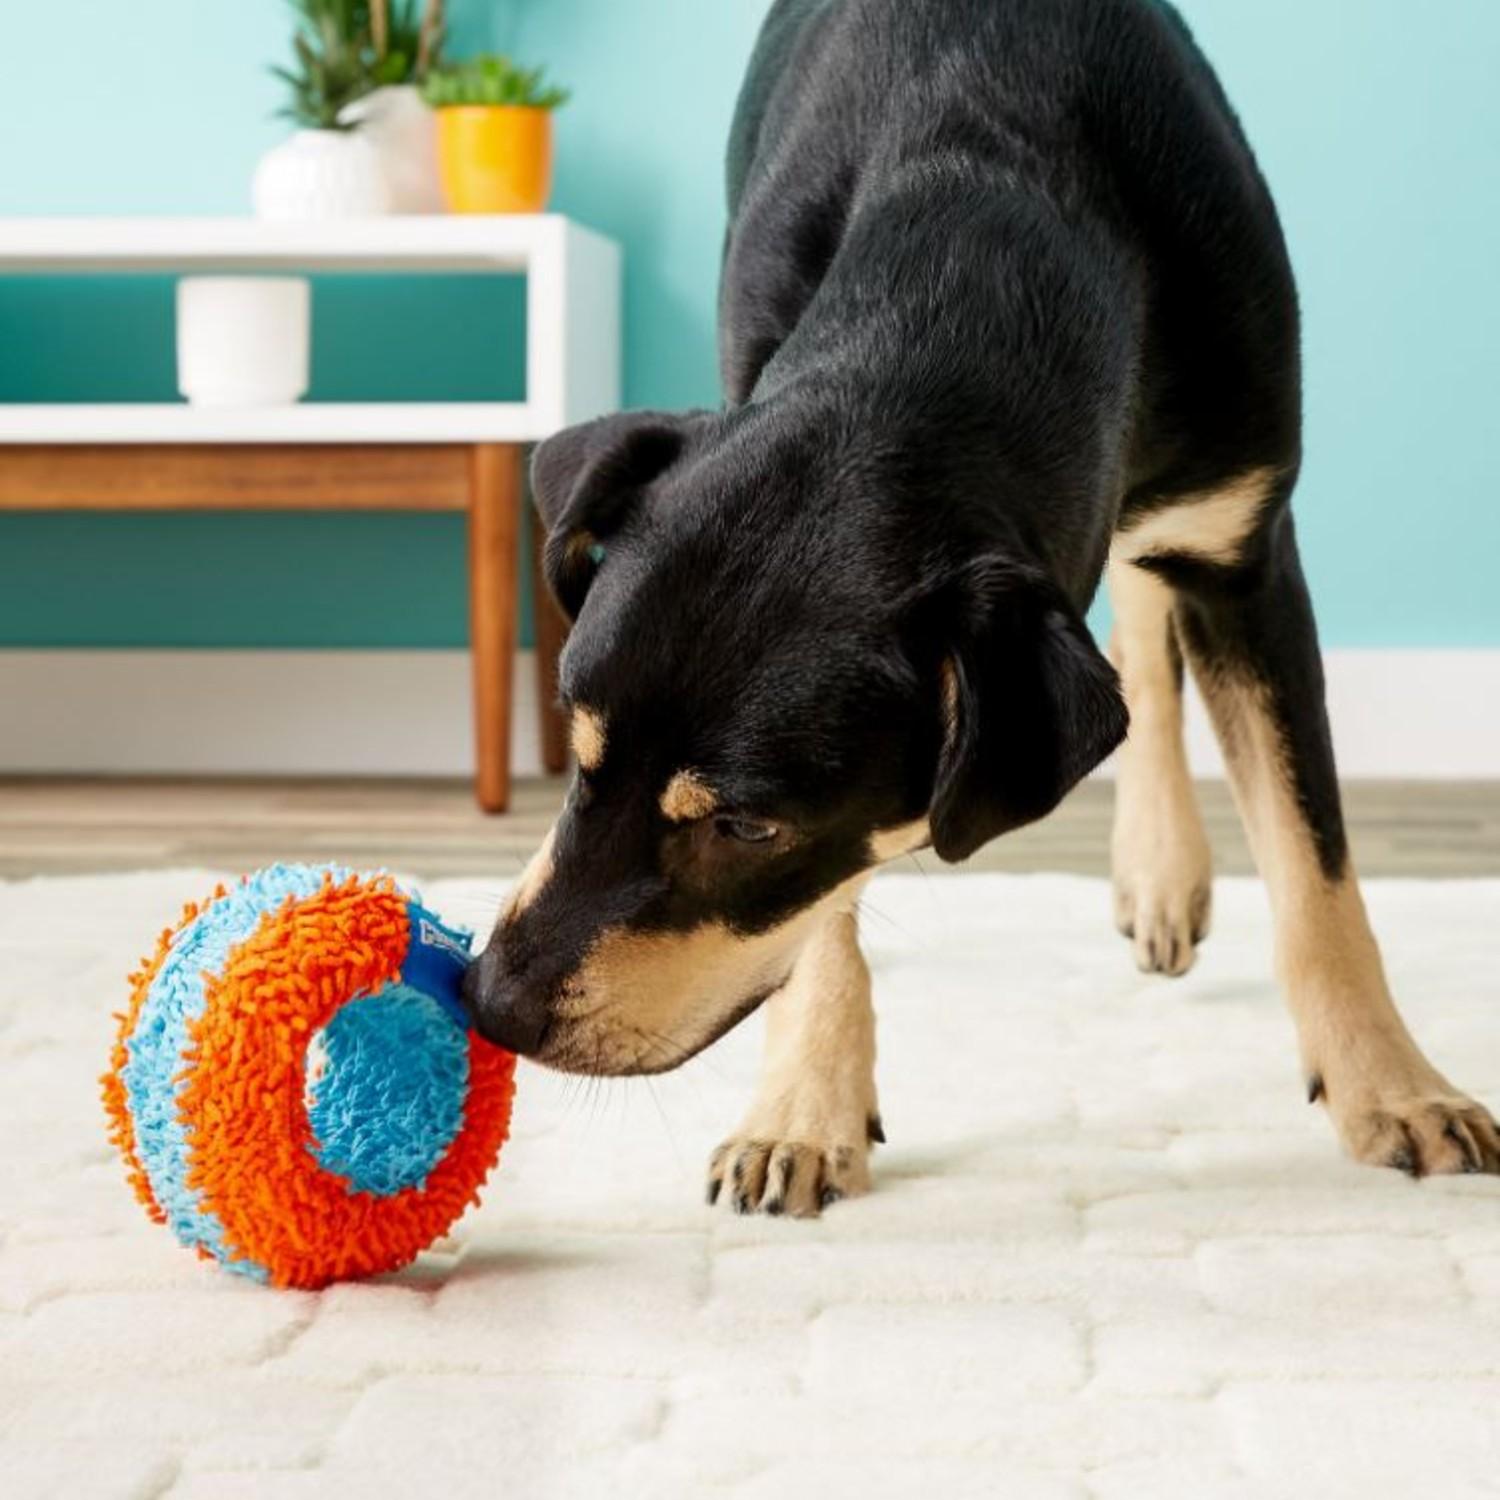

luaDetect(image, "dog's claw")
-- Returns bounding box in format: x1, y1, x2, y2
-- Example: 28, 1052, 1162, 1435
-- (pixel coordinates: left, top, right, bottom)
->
1445, 1120, 1481, 1175
1331, 1091, 1500, 1179
1389, 1146, 1421, 1179
707, 1135, 869, 1218
1113, 869, 1211, 979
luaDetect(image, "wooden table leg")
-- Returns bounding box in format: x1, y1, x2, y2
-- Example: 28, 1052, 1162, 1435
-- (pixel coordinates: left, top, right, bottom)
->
468, 443, 520, 813
530, 508, 571, 776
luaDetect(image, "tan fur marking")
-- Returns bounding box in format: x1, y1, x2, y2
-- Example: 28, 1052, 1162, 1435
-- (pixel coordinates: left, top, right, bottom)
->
551, 872, 869, 1074
660, 770, 718, 823
939, 657, 960, 743
571, 707, 607, 772
1204, 670, 1406, 1051
867, 818, 932, 865
1190, 659, 1488, 1167
506, 825, 557, 920
1113, 466, 1279, 568
1108, 560, 1212, 976
709, 903, 879, 1214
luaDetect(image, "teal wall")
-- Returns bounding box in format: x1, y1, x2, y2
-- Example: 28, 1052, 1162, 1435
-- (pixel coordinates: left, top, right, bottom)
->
2, 1, 1497, 649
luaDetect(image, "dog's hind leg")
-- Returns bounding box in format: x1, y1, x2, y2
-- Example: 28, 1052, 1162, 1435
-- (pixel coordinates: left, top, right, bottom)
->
706, 904, 881, 1217
1108, 557, 1213, 976
1171, 492, 1500, 1176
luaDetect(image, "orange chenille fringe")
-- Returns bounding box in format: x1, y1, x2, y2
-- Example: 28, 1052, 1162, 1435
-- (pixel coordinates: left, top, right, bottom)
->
101, 886, 229, 1224
179, 874, 516, 1290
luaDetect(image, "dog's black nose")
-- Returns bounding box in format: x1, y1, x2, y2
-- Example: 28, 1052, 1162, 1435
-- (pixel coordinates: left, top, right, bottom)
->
461, 945, 552, 1056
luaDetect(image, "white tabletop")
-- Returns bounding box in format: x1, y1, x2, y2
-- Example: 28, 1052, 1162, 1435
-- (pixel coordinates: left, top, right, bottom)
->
0, 214, 589, 273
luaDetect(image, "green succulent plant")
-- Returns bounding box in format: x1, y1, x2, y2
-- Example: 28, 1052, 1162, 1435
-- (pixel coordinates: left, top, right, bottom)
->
271, 0, 366, 130
364, 0, 446, 87
421, 54, 571, 111
270, 0, 445, 132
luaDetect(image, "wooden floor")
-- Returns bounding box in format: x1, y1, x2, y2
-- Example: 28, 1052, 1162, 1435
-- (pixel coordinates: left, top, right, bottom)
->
2, 777, 1499, 881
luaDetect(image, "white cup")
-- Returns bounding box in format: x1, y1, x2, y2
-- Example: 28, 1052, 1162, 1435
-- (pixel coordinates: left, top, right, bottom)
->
176, 276, 311, 408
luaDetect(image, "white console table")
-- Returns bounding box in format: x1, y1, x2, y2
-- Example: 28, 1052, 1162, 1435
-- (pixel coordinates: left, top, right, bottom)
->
0, 215, 622, 810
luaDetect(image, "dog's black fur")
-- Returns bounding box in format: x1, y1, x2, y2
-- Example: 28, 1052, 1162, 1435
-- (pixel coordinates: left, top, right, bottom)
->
465, 0, 1333, 1062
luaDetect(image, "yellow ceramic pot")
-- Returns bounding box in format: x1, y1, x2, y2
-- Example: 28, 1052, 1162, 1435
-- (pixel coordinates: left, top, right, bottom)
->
436, 106, 553, 214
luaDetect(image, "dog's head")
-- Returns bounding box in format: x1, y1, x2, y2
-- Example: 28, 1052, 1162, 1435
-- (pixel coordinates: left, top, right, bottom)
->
462, 403, 1126, 1072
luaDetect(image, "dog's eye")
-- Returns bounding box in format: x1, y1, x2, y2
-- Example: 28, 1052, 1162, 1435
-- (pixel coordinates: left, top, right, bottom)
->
714, 816, 780, 845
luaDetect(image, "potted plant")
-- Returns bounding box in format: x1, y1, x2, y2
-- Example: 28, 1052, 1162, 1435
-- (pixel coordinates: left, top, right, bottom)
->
253, 0, 393, 219
422, 55, 570, 215
339, 0, 448, 213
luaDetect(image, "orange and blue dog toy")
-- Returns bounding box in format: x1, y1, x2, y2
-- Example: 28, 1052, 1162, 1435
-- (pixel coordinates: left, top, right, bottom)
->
102, 864, 516, 1290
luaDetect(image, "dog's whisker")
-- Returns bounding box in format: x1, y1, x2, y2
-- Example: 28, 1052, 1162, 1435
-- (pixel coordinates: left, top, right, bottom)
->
586, 1040, 609, 1121
557, 1071, 587, 1119
594, 1075, 615, 1129
856, 895, 916, 943
641, 1075, 687, 1176
615, 1066, 632, 1135
635, 1025, 690, 1076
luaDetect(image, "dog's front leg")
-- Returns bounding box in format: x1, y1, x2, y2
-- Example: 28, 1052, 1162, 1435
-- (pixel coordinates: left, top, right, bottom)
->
707, 906, 881, 1217
1108, 558, 1213, 976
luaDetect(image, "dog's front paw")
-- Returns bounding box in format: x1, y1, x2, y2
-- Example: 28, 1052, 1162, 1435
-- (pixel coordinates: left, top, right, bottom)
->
1323, 1081, 1500, 1177
1111, 809, 1212, 978
1113, 874, 1211, 978
707, 1121, 878, 1218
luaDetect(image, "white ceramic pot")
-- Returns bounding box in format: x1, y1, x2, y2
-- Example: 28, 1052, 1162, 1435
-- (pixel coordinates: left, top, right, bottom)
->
251, 128, 393, 220
176, 277, 311, 408
340, 85, 443, 214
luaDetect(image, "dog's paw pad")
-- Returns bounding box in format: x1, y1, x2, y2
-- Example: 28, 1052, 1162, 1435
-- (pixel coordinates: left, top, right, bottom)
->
707, 1136, 869, 1218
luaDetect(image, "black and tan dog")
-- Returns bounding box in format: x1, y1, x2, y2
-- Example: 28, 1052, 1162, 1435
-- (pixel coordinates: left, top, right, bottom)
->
463, 0, 1500, 1214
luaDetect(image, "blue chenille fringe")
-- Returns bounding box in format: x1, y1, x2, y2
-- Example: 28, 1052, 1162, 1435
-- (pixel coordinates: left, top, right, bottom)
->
305, 981, 471, 1197
121, 862, 351, 1281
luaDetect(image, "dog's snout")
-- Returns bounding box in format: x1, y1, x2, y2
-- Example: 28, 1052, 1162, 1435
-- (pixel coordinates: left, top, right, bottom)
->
461, 942, 552, 1056
459, 944, 496, 1022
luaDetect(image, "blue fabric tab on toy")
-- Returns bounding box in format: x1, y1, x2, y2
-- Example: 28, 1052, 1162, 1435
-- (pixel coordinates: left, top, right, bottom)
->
401, 903, 474, 1030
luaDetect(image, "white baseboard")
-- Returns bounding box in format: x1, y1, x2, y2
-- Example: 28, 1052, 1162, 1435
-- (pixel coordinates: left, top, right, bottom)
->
1178, 650, 1500, 781
1, 648, 1497, 780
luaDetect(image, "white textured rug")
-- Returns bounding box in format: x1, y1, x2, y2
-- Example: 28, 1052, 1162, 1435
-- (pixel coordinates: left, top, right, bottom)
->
3, 870, 1500, 1500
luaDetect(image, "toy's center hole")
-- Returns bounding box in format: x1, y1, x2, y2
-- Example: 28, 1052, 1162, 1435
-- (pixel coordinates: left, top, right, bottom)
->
304, 983, 470, 1197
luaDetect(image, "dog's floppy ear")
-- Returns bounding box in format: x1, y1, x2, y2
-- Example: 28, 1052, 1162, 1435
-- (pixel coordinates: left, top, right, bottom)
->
928, 559, 1128, 863
532, 409, 707, 619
